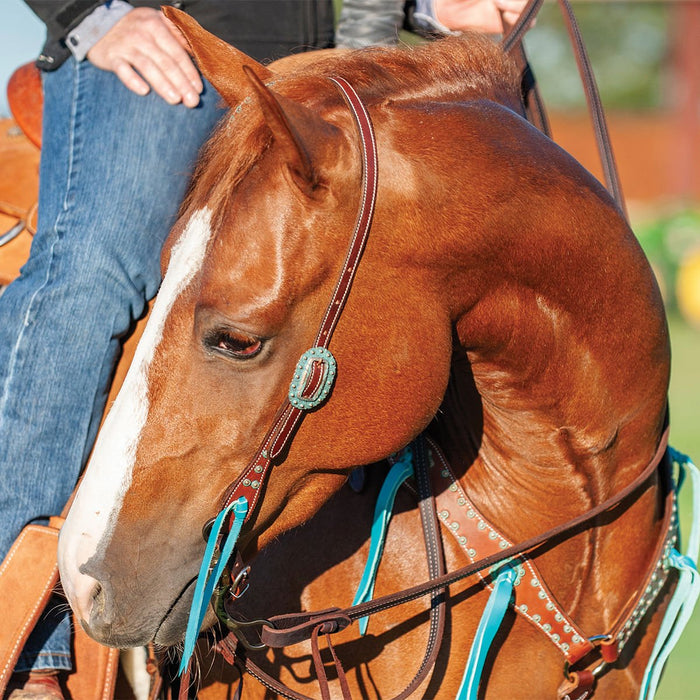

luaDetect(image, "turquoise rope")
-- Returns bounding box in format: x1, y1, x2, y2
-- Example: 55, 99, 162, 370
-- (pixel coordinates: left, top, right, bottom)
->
639, 450, 700, 700
352, 451, 414, 635
179, 497, 249, 676
456, 565, 518, 700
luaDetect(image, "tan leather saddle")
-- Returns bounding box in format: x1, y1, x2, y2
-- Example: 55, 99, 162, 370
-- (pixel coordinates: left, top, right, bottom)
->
0, 63, 41, 287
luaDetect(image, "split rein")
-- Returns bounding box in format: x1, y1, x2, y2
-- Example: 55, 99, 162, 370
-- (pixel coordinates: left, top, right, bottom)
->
174, 74, 675, 700
500, 0, 626, 219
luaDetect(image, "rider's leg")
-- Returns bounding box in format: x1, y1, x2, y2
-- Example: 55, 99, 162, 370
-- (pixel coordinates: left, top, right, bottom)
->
0, 57, 224, 673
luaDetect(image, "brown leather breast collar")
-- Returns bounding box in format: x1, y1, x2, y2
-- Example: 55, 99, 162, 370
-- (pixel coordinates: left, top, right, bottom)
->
428, 435, 677, 699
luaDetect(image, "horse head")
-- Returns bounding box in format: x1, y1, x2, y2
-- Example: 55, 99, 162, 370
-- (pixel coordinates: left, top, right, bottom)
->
58, 9, 669, 678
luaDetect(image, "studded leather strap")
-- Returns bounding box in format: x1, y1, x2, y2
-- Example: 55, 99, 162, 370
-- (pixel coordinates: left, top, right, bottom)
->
428, 438, 594, 664
220, 75, 378, 519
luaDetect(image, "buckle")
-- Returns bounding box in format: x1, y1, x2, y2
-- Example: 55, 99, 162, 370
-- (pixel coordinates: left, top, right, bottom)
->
288, 347, 337, 410
221, 614, 276, 652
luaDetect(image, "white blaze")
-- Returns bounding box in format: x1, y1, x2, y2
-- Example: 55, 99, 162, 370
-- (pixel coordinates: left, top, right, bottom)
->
58, 208, 214, 597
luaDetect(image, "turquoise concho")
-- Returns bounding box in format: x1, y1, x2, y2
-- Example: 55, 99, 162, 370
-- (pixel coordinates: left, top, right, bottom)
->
288, 347, 337, 410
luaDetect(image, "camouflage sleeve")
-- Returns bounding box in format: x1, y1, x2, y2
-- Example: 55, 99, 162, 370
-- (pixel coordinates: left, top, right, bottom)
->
335, 0, 405, 48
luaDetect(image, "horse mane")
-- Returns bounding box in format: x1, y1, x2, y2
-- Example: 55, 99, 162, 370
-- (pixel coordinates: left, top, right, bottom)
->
280, 33, 522, 108
182, 33, 521, 228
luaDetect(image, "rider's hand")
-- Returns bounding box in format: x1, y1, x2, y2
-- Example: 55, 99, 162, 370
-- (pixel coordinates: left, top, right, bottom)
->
435, 0, 531, 34
87, 8, 203, 108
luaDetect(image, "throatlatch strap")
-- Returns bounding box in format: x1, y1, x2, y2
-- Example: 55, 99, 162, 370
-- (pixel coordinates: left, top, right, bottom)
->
639, 450, 700, 700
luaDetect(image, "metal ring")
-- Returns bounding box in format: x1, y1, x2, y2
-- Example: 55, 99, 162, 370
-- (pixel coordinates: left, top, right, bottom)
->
201, 517, 217, 542
231, 565, 251, 599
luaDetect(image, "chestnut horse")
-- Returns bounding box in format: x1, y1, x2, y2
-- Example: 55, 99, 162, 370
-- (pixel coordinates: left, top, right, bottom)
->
57, 9, 673, 699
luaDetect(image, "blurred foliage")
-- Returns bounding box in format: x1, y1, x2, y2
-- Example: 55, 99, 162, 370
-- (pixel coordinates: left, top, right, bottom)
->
523, 2, 672, 110
634, 208, 700, 313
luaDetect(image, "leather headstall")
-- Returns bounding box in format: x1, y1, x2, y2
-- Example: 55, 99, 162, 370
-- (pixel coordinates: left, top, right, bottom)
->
216, 76, 377, 529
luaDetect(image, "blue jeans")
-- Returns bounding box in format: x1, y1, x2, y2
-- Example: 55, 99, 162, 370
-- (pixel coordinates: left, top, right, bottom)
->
0, 58, 225, 671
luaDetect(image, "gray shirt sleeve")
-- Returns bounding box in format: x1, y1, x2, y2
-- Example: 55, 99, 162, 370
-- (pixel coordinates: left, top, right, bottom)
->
66, 0, 133, 62
335, 0, 405, 48
411, 0, 458, 35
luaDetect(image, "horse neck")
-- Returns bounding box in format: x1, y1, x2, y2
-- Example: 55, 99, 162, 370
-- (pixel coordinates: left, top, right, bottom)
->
416, 170, 670, 571
418, 216, 669, 627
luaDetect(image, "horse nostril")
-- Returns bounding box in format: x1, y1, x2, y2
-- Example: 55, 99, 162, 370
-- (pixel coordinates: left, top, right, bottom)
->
69, 572, 102, 623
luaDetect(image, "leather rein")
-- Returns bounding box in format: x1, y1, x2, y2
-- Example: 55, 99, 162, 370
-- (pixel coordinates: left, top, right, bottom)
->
501, 0, 626, 219
178, 74, 674, 700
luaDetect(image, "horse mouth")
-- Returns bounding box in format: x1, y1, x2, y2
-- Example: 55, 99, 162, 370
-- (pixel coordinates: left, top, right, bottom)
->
152, 576, 202, 647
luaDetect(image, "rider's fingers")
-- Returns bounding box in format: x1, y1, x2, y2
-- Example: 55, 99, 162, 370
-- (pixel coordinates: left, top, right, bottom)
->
88, 8, 202, 107
112, 60, 151, 97
152, 29, 203, 102
126, 51, 191, 105
494, 0, 536, 28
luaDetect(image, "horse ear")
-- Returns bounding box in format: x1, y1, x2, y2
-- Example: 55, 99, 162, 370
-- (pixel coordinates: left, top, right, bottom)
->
242, 65, 340, 197
161, 6, 273, 106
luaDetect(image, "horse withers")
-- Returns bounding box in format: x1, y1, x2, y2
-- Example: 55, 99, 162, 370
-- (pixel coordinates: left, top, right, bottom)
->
57, 8, 672, 698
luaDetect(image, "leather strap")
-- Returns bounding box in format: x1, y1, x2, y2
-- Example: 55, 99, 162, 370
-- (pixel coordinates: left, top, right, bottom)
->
429, 439, 593, 663
499, 8, 551, 137
237, 436, 448, 700
220, 75, 378, 521
0, 521, 61, 694
432, 435, 679, 673
501, 0, 627, 219
557, 669, 596, 700
217, 426, 669, 700
251, 424, 669, 649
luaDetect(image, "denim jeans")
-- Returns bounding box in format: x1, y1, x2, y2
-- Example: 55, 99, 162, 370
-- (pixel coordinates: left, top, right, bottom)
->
0, 58, 225, 671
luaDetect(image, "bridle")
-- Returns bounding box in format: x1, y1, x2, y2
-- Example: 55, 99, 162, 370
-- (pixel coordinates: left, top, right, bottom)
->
176, 75, 381, 699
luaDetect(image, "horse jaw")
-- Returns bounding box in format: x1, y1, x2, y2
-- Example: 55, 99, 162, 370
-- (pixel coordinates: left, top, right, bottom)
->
57, 208, 215, 641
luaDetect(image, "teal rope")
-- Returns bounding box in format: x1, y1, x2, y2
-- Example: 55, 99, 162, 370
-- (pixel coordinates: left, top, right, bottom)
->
353, 451, 414, 635
456, 565, 518, 700
179, 497, 249, 676
639, 449, 700, 700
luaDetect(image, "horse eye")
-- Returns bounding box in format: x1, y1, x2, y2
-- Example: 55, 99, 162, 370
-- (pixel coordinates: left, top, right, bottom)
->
206, 329, 263, 360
